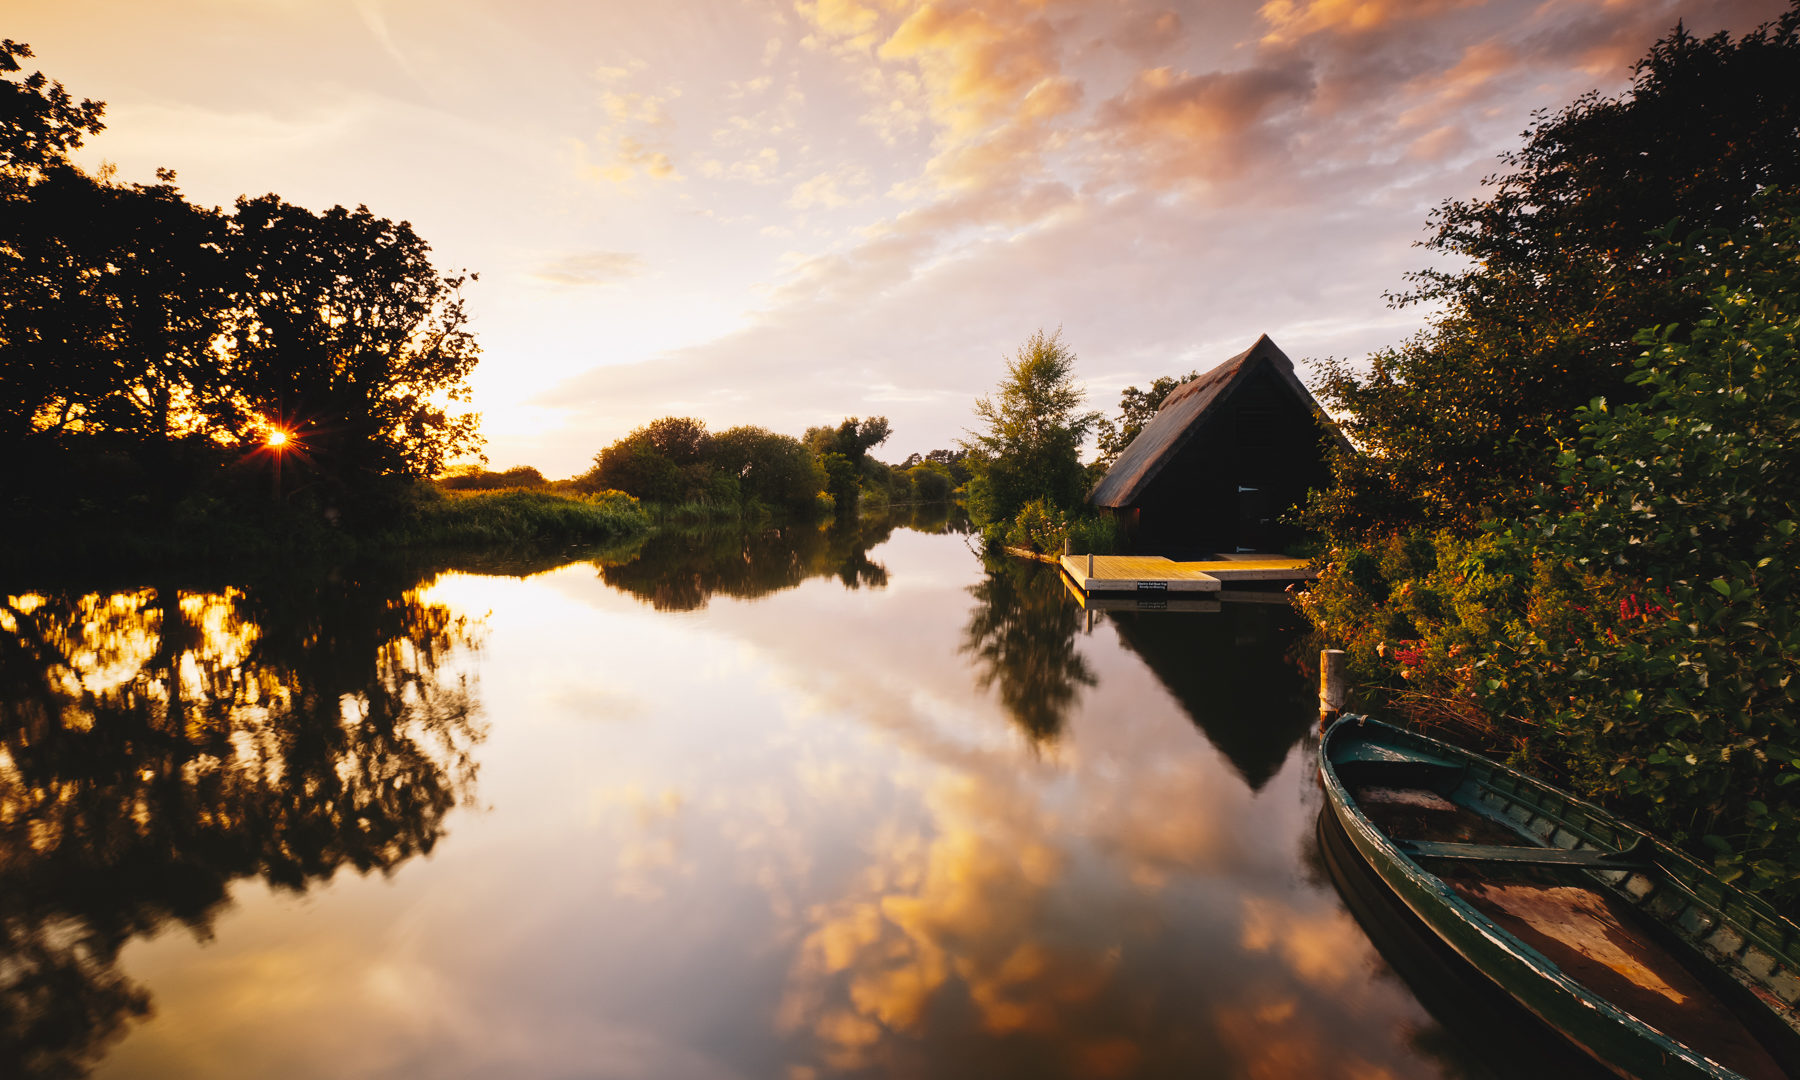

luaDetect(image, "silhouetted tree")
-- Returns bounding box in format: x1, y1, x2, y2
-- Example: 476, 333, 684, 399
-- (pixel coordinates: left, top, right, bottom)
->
1, 44, 237, 529
1, 42, 488, 551
226, 196, 482, 491
0, 40, 102, 171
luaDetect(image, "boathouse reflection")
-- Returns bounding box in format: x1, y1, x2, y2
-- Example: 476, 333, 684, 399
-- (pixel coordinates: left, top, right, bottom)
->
1107, 599, 1315, 789
0, 572, 484, 1078
957, 559, 1313, 768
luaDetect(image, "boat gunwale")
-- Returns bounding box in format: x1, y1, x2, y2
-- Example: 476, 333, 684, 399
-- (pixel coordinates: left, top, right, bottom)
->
1319, 714, 1788, 1080
1334, 716, 1800, 973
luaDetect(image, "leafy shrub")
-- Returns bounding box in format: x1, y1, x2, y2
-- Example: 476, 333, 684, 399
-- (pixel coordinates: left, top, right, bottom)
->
708, 426, 824, 514
906, 464, 954, 503
437, 465, 547, 490
997, 498, 1119, 556
1064, 513, 1119, 555
1301, 194, 1800, 900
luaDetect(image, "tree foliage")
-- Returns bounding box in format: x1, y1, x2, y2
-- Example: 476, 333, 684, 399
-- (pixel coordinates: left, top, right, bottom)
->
803, 416, 891, 466
227, 195, 482, 485
583, 417, 834, 515
0, 42, 485, 549
1093, 370, 1196, 470
1, 165, 228, 453
1311, 7, 1800, 536
584, 417, 719, 504
708, 425, 825, 513
962, 329, 1098, 532
1301, 195, 1800, 900
0, 40, 103, 172
438, 465, 549, 491
899, 448, 971, 488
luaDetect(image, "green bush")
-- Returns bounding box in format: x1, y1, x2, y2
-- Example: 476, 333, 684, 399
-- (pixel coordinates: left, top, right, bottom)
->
820, 452, 858, 514
1301, 194, 1800, 900
1064, 513, 1120, 557
907, 463, 954, 503
437, 465, 548, 490
708, 425, 824, 514
997, 498, 1119, 556
1308, 11, 1800, 537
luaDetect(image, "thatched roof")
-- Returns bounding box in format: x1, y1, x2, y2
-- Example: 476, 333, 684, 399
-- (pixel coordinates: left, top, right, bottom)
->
1089, 334, 1342, 509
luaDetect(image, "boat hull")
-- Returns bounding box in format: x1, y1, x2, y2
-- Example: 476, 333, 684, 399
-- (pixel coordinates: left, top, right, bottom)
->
1320, 716, 1797, 1080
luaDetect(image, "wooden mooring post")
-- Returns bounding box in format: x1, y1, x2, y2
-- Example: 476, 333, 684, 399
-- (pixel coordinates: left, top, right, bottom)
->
1319, 649, 1347, 727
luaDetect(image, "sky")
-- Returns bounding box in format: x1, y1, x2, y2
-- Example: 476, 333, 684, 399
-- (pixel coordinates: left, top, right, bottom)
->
11, 0, 1788, 476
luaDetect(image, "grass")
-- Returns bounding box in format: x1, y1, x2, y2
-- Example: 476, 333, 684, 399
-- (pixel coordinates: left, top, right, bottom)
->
387, 487, 652, 546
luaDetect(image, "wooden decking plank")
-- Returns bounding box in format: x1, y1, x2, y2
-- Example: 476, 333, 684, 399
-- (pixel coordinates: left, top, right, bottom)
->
1059, 553, 1313, 595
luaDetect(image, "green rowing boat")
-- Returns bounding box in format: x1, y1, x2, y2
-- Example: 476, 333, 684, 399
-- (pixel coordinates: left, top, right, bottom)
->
1320, 715, 1800, 1080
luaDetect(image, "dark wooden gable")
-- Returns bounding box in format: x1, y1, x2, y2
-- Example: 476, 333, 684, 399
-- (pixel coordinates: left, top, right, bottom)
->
1089, 335, 1342, 554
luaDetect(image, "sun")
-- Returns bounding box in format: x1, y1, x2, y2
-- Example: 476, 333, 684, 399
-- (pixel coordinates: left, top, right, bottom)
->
266, 429, 290, 448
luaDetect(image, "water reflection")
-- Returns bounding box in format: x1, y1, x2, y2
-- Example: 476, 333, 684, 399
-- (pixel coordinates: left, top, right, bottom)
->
961, 560, 1095, 742
1107, 600, 1316, 789
1315, 813, 1616, 1079
597, 514, 916, 611
0, 572, 483, 1078
2, 519, 1563, 1079
956, 560, 1316, 783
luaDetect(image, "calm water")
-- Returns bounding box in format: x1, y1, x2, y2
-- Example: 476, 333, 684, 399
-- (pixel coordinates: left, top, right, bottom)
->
2, 512, 1602, 1079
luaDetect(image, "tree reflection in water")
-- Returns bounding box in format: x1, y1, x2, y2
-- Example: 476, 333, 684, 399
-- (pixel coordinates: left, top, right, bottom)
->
961, 559, 1095, 742
959, 561, 1317, 777
596, 509, 951, 610
0, 569, 484, 1079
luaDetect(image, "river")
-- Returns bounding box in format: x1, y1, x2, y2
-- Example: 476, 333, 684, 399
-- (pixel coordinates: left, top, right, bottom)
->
0, 510, 1605, 1078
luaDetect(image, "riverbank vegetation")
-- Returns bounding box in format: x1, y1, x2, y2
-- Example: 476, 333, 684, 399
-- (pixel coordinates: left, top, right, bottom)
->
1, 41, 960, 567
572, 413, 960, 523
383, 487, 649, 548
961, 329, 1119, 555
1297, 10, 1800, 903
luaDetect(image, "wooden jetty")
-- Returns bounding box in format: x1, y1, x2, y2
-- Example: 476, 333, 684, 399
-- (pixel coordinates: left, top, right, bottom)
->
1060, 572, 1222, 612
1059, 553, 1313, 598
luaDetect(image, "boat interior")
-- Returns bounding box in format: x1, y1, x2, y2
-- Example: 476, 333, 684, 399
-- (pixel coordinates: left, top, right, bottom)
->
1331, 740, 1798, 1080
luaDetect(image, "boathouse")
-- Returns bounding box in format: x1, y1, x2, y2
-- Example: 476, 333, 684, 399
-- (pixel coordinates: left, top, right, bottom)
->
1088, 334, 1343, 554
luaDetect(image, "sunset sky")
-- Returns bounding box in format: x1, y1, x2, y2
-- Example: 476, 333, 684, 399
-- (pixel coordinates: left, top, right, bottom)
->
12, 0, 1786, 475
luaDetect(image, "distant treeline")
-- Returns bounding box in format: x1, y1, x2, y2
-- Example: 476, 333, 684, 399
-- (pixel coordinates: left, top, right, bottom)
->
443, 416, 972, 521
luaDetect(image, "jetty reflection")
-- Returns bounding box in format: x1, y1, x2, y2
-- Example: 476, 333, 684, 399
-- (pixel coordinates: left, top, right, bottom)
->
0, 572, 484, 1077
